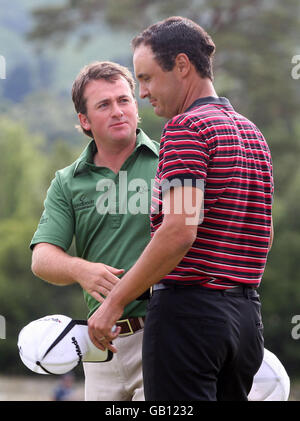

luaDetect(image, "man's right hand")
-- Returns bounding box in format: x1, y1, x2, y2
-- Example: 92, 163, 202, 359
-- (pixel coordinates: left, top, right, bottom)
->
74, 260, 124, 303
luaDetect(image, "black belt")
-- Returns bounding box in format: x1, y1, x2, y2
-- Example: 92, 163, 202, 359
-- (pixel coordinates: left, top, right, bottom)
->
152, 283, 257, 297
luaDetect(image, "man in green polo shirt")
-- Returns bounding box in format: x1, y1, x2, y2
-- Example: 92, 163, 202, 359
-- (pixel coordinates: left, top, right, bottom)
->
30, 61, 159, 401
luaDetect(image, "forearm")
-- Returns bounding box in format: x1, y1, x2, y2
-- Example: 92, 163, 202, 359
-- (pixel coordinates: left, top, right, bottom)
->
108, 223, 195, 308
32, 243, 124, 301
31, 243, 84, 286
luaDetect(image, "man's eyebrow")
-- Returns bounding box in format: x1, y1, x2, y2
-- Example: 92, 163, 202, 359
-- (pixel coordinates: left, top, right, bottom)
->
94, 98, 109, 108
118, 94, 131, 99
94, 94, 130, 106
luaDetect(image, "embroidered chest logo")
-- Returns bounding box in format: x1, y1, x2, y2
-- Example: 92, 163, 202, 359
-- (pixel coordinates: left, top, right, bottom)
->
74, 194, 95, 211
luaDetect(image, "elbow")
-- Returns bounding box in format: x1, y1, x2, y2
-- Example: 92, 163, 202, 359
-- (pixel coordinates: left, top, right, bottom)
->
179, 229, 197, 252
31, 254, 40, 278
160, 223, 197, 253
31, 246, 44, 278
268, 218, 274, 251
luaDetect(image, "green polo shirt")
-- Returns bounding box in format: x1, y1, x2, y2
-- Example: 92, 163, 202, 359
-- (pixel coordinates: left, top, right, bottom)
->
30, 129, 159, 318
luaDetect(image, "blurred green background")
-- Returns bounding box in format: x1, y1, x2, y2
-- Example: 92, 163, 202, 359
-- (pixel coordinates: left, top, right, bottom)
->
0, 0, 300, 399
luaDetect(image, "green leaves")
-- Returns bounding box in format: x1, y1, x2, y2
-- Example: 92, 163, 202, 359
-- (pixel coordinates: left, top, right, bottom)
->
0, 118, 86, 374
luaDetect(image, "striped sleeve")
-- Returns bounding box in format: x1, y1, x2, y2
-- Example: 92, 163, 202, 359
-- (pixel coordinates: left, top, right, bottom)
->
159, 116, 208, 191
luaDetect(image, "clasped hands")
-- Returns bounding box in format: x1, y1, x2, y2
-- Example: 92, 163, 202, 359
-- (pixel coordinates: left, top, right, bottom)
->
77, 261, 125, 353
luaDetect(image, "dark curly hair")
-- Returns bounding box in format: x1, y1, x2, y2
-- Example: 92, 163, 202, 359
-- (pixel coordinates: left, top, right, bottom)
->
132, 16, 215, 80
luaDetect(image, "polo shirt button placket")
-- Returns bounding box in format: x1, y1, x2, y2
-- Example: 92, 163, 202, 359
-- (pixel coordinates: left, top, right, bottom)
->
111, 174, 121, 229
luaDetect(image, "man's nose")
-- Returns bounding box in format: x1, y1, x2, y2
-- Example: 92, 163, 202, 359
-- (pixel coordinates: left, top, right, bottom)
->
139, 83, 149, 99
111, 103, 124, 117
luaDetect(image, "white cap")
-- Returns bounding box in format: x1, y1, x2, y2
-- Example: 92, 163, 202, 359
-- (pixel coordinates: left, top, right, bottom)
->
17, 315, 113, 375
249, 348, 290, 401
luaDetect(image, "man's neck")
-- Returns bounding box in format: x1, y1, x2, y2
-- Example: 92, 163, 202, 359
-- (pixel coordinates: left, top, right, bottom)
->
93, 137, 136, 174
179, 78, 218, 115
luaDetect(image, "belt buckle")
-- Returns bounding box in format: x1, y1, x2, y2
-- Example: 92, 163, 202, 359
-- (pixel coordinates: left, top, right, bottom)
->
118, 318, 133, 336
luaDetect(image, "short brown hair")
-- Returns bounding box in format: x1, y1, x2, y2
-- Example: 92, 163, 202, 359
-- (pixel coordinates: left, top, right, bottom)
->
132, 16, 215, 80
72, 61, 136, 138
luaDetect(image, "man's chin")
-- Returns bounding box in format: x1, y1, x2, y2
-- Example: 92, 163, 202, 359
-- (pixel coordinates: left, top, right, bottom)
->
154, 106, 171, 119
110, 129, 136, 144
153, 106, 164, 118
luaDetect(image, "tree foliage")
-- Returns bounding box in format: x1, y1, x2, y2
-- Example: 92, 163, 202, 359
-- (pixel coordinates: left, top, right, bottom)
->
0, 118, 86, 374
27, 0, 300, 192
28, 0, 290, 43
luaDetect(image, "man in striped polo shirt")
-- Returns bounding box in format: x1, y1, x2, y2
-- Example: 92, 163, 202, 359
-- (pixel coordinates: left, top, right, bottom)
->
88, 17, 274, 401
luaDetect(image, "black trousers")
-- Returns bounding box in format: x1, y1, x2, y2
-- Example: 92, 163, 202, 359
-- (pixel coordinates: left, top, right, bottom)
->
142, 285, 264, 401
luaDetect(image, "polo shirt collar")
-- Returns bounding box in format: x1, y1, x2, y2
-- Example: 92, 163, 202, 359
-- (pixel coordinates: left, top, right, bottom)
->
185, 96, 231, 113
135, 128, 159, 157
73, 128, 158, 177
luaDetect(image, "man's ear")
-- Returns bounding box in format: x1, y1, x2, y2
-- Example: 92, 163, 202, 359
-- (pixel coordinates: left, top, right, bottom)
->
174, 53, 191, 78
78, 113, 91, 131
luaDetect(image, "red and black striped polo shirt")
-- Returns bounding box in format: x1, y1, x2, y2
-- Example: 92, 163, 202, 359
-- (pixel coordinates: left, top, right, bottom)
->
151, 97, 273, 289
